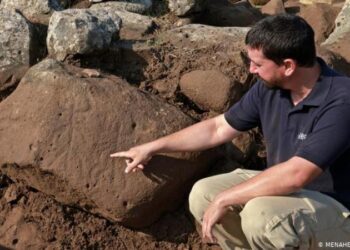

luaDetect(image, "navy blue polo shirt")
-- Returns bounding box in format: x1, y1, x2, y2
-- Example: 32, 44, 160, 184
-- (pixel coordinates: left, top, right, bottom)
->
224, 59, 350, 209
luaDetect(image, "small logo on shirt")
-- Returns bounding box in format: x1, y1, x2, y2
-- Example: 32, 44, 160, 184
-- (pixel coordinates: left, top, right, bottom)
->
297, 133, 307, 140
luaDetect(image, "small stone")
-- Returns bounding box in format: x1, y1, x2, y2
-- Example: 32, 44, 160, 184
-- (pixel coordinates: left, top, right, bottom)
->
4, 185, 19, 203
175, 18, 192, 27
82, 69, 101, 78
168, 0, 206, 16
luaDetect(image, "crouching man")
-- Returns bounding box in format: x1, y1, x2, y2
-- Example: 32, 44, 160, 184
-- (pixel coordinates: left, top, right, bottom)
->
111, 14, 350, 249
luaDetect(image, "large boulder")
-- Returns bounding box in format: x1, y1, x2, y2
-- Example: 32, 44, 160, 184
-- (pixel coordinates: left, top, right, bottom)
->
321, 0, 350, 62
47, 9, 122, 61
179, 70, 243, 112
0, 0, 64, 25
0, 59, 216, 228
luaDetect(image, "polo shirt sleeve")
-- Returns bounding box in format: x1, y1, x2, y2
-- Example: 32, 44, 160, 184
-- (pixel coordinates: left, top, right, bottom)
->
224, 81, 261, 131
295, 104, 350, 170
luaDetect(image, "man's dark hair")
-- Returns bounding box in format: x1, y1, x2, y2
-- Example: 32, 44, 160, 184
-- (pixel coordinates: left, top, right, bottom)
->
245, 14, 316, 67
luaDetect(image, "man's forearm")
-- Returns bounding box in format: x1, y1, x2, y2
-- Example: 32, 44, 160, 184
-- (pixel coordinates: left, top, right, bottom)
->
214, 157, 322, 208
146, 114, 240, 154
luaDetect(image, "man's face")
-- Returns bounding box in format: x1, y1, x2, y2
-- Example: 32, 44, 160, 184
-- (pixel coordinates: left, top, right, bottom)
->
247, 47, 286, 89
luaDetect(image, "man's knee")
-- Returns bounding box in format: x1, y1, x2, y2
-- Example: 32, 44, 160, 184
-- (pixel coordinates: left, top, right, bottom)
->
240, 197, 313, 249
188, 178, 213, 221
240, 197, 271, 238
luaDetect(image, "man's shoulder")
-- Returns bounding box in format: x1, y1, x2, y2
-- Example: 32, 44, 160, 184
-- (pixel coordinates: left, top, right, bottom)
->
329, 74, 350, 104
319, 60, 350, 105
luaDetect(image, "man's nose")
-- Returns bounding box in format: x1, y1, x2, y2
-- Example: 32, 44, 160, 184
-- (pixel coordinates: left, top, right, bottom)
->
249, 63, 258, 74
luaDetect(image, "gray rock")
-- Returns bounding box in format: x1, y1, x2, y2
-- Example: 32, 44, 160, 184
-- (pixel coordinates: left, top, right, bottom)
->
321, 0, 350, 62
0, 9, 46, 99
47, 9, 122, 61
160, 24, 250, 49
90, 5, 155, 36
0, 0, 64, 24
90, 1, 147, 14
0, 9, 35, 68
168, 0, 206, 16
180, 70, 243, 112
90, 0, 152, 13
0, 59, 216, 228
110, 9, 154, 36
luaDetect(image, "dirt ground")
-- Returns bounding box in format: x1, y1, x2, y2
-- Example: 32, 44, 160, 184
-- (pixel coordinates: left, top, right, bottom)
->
0, 176, 221, 249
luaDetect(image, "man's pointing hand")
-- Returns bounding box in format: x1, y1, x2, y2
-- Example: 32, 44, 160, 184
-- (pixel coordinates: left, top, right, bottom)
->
110, 145, 153, 173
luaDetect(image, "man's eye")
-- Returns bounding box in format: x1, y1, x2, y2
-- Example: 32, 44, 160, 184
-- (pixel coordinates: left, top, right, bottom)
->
251, 61, 261, 67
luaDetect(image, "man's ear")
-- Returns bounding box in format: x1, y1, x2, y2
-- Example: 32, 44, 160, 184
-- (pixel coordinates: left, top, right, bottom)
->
283, 59, 296, 77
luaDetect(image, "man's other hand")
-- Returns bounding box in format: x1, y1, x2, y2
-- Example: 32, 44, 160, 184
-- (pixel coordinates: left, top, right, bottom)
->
202, 200, 228, 244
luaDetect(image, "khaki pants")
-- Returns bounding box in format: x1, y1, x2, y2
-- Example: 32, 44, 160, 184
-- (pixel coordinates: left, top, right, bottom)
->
189, 168, 350, 250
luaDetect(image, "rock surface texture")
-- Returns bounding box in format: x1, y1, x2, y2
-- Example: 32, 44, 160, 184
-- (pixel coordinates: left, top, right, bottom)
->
148, 24, 253, 99
204, 0, 264, 27
90, 1, 151, 14
0, 9, 37, 68
299, 3, 338, 45
180, 70, 243, 112
90, 5, 155, 36
261, 0, 286, 15
160, 24, 250, 50
168, 0, 206, 16
0, 59, 215, 228
47, 8, 122, 61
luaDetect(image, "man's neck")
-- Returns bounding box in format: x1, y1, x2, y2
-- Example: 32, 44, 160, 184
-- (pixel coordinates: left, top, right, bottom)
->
285, 62, 321, 106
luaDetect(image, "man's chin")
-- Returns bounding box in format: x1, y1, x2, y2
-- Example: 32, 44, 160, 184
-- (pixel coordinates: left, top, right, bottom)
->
260, 79, 281, 90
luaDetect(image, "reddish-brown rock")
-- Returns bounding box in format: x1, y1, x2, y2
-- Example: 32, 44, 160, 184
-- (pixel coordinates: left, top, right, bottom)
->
299, 3, 339, 45
261, 0, 286, 15
0, 59, 216, 228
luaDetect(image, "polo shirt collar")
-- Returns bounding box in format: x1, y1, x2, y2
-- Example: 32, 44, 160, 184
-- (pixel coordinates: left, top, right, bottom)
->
292, 57, 334, 108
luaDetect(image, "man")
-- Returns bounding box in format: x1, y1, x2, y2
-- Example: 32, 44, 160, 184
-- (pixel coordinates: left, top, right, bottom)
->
111, 14, 350, 249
